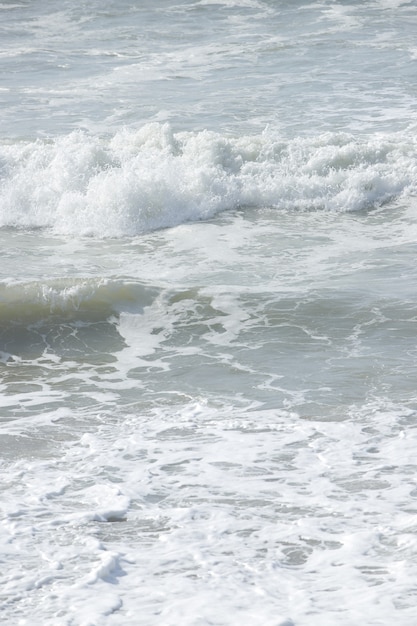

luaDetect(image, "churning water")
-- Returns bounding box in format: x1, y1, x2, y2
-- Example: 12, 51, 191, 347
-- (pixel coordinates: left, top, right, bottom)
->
1, 1, 417, 625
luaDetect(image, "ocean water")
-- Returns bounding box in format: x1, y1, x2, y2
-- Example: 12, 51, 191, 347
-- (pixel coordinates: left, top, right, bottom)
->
1, 1, 417, 624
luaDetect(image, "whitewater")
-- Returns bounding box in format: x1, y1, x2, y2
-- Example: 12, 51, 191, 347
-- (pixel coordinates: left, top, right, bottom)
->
1, 1, 417, 625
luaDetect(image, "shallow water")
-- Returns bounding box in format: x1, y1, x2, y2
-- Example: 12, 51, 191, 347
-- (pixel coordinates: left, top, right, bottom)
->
1, 1, 417, 625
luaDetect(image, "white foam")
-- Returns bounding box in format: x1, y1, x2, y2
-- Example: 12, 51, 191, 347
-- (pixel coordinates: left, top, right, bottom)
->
2, 398, 417, 625
1, 124, 416, 237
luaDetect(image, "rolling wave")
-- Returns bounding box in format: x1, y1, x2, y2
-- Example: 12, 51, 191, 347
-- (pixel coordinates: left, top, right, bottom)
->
1, 123, 416, 237
0, 278, 157, 324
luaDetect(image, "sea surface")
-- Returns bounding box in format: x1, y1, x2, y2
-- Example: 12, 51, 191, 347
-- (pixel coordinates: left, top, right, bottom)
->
1, 1, 417, 624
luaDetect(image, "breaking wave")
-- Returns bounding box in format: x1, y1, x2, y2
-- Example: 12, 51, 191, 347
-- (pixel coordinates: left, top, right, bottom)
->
0, 123, 416, 237
0, 278, 157, 324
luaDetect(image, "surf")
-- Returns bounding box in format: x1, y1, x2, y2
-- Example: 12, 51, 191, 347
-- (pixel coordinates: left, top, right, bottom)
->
1, 123, 416, 238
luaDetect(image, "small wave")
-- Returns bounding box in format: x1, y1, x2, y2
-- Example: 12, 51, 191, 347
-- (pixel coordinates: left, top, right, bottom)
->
0, 123, 416, 237
0, 278, 157, 325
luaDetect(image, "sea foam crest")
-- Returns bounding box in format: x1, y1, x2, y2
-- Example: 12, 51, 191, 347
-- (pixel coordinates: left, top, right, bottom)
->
0, 123, 416, 237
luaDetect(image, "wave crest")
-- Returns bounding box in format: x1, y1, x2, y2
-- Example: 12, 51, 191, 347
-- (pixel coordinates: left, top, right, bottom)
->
0, 278, 157, 324
0, 124, 416, 237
